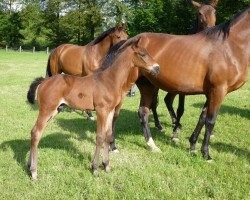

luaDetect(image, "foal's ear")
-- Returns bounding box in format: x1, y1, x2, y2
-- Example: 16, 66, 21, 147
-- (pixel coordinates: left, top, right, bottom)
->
192, 1, 201, 8
132, 37, 141, 50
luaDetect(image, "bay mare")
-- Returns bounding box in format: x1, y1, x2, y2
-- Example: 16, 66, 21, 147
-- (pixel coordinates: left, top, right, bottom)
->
152, 0, 218, 133
46, 24, 128, 119
27, 37, 160, 180
111, 7, 250, 161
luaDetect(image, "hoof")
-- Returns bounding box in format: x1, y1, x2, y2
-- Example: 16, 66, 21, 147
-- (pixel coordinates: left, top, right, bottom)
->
31, 172, 38, 181
172, 137, 179, 142
87, 116, 95, 121
210, 134, 215, 138
105, 166, 111, 173
93, 170, 99, 177
151, 146, 161, 152
189, 149, 197, 155
207, 159, 213, 163
111, 148, 119, 153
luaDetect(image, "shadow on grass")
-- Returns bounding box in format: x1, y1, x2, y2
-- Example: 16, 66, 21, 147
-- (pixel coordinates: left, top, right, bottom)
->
0, 132, 92, 178
192, 103, 250, 120
211, 142, 250, 163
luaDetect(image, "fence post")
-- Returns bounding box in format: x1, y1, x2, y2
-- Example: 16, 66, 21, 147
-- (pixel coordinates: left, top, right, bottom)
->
46, 47, 49, 54
19, 46, 22, 52
33, 47, 35, 53
6, 45, 8, 51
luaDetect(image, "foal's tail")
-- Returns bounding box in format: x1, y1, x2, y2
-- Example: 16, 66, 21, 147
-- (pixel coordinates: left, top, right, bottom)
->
27, 77, 45, 104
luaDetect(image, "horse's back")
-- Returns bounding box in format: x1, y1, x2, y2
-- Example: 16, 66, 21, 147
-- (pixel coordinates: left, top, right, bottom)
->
138, 32, 211, 93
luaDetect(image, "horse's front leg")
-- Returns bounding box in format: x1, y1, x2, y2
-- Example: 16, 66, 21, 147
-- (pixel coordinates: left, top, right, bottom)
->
189, 100, 208, 153
201, 88, 225, 161
92, 109, 114, 175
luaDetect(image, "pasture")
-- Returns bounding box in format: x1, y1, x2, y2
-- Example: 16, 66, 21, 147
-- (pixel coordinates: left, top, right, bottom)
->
0, 50, 249, 199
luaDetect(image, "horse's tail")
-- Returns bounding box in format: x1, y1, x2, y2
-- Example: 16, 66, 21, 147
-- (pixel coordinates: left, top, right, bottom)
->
45, 49, 55, 78
27, 77, 45, 104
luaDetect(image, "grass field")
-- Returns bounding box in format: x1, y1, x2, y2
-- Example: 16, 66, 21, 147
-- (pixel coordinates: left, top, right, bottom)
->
0, 50, 249, 199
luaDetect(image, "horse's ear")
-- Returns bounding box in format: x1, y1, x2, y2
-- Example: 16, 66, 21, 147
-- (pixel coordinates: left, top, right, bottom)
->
192, 1, 201, 8
122, 23, 127, 30
132, 37, 141, 50
210, 0, 219, 8
115, 24, 119, 30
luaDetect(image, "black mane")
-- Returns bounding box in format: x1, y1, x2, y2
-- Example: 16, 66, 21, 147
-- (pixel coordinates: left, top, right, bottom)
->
89, 26, 124, 46
203, 6, 250, 39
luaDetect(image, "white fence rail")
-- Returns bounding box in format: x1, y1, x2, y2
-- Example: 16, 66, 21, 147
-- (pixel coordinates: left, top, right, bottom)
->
0, 45, 50, 54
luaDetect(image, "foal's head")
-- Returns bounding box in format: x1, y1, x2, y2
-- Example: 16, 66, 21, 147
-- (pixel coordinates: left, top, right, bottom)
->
121, 37, 160, 76
192, 0, 218, 31
110, 23, 128, 45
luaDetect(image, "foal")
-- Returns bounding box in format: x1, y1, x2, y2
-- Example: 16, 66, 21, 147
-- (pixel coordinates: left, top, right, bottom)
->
27, 37, 160, 180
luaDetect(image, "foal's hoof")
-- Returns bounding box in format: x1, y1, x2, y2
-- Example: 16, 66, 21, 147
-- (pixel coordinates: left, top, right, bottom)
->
105, 166, 111, 173
31, 172, 38, 181
172, 137, 179, 142
150, 146, 161, 152
207, 159, 213, 163
93, 170, 99, 177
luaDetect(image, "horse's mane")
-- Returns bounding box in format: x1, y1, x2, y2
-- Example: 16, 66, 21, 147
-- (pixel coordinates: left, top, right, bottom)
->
203, 6, 250, 40
96, 36, 140, 72
96, 40, 127, 72
89, 26, 124, 46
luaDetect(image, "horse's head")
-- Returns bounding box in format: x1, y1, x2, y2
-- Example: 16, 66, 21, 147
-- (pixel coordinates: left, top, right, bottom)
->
192, 0, 218, 31
110, 23, 128, 46
125, 37, 160, 76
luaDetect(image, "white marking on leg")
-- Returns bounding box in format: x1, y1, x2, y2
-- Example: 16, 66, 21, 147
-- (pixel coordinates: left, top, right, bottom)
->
147, 137, 161, 152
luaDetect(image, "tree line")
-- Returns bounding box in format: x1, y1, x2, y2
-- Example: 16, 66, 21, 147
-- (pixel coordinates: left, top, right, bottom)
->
0, 0, 249, 50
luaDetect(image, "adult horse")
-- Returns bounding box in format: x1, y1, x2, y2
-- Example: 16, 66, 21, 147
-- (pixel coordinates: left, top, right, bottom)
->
27, 36, 160, 180
112, 7, 250, 161
46, 24, 128, 119
152, 0, 219, 133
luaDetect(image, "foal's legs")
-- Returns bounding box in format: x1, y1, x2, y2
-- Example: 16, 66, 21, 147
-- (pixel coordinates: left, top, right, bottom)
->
92, 109, 114, 175
28, 109, 58, 180
110, 104, 123, 152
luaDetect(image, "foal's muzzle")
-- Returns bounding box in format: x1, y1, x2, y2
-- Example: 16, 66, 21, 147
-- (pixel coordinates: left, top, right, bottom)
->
150, 64, 160, 76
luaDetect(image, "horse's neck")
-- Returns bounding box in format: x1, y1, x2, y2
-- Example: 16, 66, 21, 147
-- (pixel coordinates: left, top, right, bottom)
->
228, 15, 250, 64
91, 36, 112, 60
99, 51, 137, 93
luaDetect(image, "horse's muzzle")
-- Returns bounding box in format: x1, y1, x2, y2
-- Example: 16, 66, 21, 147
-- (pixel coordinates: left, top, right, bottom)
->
150, 64, 160, 76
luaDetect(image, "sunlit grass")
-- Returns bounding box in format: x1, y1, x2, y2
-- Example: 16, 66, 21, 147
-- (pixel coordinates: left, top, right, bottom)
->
0, 50, 249, 199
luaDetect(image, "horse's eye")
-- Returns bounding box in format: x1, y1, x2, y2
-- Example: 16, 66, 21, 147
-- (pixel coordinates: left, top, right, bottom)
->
140, 53, 146, 58
116, 35, 121, 39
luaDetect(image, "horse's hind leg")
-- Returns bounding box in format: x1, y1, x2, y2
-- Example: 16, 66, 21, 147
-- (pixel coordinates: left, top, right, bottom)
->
172, 95, 185, 141
164, 93, 177, 125
110, 105, 122, 152
151, 92, 163, 132
28, 109, 58, 180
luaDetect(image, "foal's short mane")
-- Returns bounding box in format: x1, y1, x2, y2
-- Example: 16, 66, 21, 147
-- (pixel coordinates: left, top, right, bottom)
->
203, 6, 250, 40
89, 27, 124, 46
97, 37, 140, 72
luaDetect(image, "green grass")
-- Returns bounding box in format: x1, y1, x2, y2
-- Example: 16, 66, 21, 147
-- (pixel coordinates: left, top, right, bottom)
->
0, 50, 249, 199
